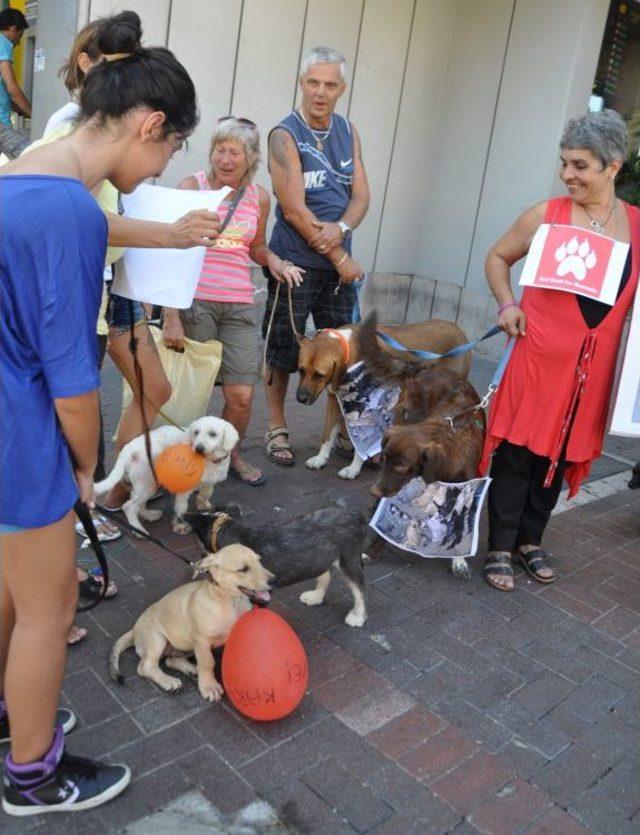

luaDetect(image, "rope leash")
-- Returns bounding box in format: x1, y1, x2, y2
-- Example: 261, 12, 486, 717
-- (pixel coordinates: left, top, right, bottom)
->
262, 281, 302, 383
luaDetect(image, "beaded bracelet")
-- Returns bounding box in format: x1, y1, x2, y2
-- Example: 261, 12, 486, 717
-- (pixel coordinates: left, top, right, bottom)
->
498, 301, 518, 316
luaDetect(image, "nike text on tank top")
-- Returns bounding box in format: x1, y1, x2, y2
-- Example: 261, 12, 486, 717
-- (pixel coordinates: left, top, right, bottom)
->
269, 110, 353, 270
192, 170, 259, 304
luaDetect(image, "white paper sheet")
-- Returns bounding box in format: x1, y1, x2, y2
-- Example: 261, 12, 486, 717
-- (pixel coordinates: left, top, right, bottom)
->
609, 281, 640, 438
111, 183, 231, 308
371, 477, 491, 559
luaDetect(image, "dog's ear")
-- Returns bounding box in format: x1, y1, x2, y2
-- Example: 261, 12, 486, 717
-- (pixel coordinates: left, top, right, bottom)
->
222, 421, 240, 453
192, 552, 217, 579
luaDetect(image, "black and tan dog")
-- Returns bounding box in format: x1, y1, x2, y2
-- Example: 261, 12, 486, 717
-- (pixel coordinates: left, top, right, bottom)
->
186, 505, 371, 627
297, 316, 472, 479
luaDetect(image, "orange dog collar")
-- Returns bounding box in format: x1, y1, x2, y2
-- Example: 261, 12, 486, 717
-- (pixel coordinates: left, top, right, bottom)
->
320, 328, 350, 367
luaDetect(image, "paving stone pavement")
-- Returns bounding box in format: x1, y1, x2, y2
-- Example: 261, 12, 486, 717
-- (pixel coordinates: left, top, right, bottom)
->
3, 352, 639, 833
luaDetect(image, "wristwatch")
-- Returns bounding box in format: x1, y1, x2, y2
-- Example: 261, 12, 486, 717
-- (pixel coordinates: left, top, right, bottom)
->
338, 220, 352, 241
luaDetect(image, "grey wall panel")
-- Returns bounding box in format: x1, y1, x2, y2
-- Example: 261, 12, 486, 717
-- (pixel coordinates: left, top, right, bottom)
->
161, 0, 243, 187
373, 0, 457, 275
230, 0, 307, 194
348, 0, 415, 273
465, 0, 610, 292
294, 0, 364, 118
413, 0, 514, 288
88, 0, 170, 46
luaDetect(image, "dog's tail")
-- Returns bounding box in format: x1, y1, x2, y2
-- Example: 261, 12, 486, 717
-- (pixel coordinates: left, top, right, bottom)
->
95, 455, 127, 497
356, 311, 415, 386
109, 630, 135, 684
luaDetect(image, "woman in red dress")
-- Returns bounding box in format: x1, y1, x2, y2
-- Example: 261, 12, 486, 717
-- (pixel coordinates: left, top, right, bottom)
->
481, 110, 639, 592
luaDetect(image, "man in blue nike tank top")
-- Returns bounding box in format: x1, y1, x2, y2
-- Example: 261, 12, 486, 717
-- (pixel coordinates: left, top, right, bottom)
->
263, 46, 370, 466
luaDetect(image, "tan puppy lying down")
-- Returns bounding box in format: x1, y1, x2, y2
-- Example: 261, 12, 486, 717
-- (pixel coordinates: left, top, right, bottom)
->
109, 544, 273, 702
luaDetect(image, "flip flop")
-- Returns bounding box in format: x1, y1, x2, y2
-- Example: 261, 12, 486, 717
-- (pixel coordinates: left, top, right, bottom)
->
514, 548, 555, 584
75, 514, 122, 542
484, 553, 514, 592
229, 464, 266, 486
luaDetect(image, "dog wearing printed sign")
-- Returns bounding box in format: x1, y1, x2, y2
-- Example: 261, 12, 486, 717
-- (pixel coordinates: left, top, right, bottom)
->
297, 317, 471, 479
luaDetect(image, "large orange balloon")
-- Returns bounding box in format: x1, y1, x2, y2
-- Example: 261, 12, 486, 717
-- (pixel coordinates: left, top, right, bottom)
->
155, 444, 205, 494
222, 607, 308, 721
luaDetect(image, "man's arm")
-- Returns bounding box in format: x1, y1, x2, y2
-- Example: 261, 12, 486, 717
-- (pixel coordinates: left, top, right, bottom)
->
307, 124, 369, 252
269, 126, 362, 282
0, 61, 30, 117
340, 125, 369, 229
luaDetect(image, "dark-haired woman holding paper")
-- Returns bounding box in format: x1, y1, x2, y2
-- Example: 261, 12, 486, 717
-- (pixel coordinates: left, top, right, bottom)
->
0, 12, 202, 814
481, 110, 640, 593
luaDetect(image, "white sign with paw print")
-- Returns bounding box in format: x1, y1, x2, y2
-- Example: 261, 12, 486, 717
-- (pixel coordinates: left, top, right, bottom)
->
519, 223, 629, 306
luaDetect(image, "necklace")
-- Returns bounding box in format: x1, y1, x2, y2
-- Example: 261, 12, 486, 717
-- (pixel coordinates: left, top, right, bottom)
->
583, 198, 617, 235
298, 108, 332, 151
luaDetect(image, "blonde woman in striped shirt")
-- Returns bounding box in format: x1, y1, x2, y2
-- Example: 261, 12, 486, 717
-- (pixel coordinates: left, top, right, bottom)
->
163, 118, 303, 484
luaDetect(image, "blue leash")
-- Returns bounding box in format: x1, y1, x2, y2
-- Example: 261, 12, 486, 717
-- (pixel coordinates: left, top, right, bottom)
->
347, 273, 515, 404
375, 325, 502, 360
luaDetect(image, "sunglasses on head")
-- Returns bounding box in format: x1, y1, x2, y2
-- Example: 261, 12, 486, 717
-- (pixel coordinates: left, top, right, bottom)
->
217, 116, 257, 128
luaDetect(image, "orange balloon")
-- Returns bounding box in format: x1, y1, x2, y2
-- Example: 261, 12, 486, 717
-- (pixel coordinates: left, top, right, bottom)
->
222, 607, 308, 721
155, 444, 205, 494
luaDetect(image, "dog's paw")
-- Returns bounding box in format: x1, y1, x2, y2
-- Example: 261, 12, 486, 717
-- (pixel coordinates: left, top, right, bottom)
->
338, 463, 362, 480
196, 496, 212, 511
305, 453, 328, 470
451, 557, 471, 580
199, 680, 224, 702
159, 675, 183, 693
299, 589, 325, 607
172, 518, 192, 535
345, 609, 366, 628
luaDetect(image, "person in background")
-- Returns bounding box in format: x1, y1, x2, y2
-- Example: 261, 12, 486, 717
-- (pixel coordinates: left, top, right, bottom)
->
263, 46, 369, 466
0, 7, 30, 159
481, 110, 639, 593
163, 118, 303, 485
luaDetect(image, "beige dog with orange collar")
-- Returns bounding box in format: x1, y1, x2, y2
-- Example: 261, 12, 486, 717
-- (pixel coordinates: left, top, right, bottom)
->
296, 318, 471, 479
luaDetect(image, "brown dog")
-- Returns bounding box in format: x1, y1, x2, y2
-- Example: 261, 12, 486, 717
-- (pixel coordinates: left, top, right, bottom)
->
299, 316, 471, 479
357, 312, 485, 579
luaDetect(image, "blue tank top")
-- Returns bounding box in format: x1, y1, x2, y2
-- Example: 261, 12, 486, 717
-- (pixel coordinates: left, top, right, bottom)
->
269, 110, 353, 269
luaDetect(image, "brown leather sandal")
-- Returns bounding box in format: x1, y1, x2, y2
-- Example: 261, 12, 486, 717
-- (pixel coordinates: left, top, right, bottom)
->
265, 426, 295, 467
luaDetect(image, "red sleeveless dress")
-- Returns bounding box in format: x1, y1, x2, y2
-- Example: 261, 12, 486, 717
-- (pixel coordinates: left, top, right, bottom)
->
480, 196, 640, 497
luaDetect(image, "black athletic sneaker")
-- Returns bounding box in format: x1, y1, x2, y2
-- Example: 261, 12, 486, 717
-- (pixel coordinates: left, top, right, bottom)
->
2, 726, 130, 816
0, 707, 76, 744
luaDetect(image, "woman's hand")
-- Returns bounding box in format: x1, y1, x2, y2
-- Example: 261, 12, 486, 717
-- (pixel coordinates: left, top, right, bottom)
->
162, 309, 186, 352
336, 255, 364, 284
75, 469, 96, 509
269, 255, 305, 288
168, 210, 221, 248
499, 304, 526, 337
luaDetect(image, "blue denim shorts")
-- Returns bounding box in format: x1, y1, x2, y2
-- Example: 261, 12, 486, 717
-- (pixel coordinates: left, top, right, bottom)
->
107, 292, 146, 333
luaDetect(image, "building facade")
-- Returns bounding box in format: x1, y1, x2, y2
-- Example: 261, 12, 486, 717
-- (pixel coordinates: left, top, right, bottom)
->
26, 0, 633, 354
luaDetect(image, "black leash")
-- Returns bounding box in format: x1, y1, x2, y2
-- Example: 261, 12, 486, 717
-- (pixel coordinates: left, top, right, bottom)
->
74, 500, 111, 611
96, 503, 199, 568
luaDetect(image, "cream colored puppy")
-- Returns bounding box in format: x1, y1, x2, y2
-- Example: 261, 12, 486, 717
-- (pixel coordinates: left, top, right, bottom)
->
109, 544, 273, 702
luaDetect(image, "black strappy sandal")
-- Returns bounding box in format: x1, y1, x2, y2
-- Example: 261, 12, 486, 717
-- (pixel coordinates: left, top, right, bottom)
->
484, 553, 514, 592
514, 548, 555, 584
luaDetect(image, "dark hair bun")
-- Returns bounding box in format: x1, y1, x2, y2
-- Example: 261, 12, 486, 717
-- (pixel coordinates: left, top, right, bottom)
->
97, 10, 142, 55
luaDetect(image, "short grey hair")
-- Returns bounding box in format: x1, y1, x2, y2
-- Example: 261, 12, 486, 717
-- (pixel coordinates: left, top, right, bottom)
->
208, 118, 261, 186
560, 109, 629, 168
300, 46, 347, 80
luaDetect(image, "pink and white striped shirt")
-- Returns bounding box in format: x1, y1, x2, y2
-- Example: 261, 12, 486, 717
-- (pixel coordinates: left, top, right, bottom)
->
192, 170, 259, 304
